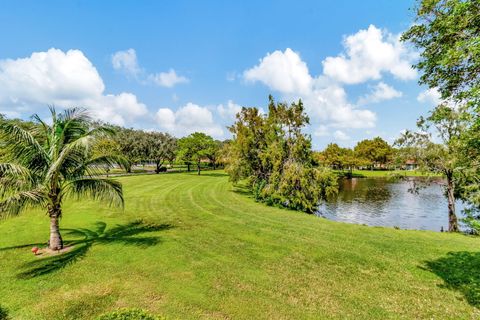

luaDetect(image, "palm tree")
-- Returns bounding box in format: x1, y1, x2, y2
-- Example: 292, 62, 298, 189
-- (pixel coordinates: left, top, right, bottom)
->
0, 107, 125, 250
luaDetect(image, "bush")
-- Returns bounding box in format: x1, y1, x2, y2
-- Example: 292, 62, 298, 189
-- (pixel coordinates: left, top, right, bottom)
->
96, 308, 163, 320
0, 306, 9, 320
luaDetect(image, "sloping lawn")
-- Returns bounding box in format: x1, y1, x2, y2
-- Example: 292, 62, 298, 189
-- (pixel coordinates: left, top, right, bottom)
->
0, 172, 478, 319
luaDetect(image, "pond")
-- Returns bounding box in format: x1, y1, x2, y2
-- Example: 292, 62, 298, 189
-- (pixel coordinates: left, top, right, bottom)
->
317, 177, 465, 232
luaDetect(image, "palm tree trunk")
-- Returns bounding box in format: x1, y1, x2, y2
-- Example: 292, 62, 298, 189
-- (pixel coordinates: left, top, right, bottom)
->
47, 198, 63, 250
49, 215, 63, 250
446, 173, 458, 232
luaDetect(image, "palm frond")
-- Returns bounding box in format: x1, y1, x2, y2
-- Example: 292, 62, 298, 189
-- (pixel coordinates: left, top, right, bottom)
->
44, 137, 90, 183
58, 107, 91, 123
31, 114, 53, 151
64, 178, 124, 207
45, 126, 120, 181
0, 122, 48, 172
0, 163, 31, 180
0, 189, 47, 218
0, 163, 34, 197
86, 155, 130, 174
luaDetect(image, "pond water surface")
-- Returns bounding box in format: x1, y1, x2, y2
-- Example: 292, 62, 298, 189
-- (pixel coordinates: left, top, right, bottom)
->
317, 177, 465, 232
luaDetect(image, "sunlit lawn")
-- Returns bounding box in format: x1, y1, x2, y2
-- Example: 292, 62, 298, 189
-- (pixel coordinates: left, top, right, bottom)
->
336, 169, 440, 178
0, 171, 478, 319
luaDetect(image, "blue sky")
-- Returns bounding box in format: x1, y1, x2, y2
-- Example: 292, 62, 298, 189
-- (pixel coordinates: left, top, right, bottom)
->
0, 0, 440, 149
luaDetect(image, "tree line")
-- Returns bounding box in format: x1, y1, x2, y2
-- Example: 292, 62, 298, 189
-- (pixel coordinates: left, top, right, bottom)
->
317, 137, 396, 172
0, 115, 226, 176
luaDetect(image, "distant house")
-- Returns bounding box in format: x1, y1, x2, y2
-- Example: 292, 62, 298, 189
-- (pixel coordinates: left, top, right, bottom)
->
405, 159, 418, 170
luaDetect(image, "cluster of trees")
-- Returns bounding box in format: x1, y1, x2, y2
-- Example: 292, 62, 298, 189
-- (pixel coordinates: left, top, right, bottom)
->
95, 126, 224, 175
225, 96, 338, 213
317, 137, 394, 171
0, 115, 226, 176
106, 127, 177, 173
177, 132, 224, 174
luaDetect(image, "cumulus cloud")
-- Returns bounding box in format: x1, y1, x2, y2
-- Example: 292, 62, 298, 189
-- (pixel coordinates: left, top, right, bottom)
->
333, 130, 350, 141
417, 88, 442, 106
303, 84, 377, 129
243, 49, 376, 130
149, 69, 189, 88
322, 25, 417, 84
358, 82, 402, 105
0, 48, 147, 125
244, 48, 312, 95
314, 125, 329, 137
156, 102, 224, 138
313, 126, 350, 141
112, 49, 189, 88
155, 108, 176, 131
217, 100, 242, 121
112, 48, 141, 77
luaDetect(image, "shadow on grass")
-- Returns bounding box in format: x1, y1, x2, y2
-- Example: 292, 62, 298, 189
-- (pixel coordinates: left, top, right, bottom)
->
4, 220, 173, 279
197, 171, 228, 177
423, 251, 480, 307
231, 184, 252, 196
336, 171, 366, 178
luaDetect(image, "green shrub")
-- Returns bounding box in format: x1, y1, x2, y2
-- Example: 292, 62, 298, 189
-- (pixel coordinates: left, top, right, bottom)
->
96, 308, 163, 320
0, 305, 9, 320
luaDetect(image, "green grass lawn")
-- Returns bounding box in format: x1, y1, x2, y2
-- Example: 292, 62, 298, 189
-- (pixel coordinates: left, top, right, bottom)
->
336, 169, 440, 178
0, 172, 478, 319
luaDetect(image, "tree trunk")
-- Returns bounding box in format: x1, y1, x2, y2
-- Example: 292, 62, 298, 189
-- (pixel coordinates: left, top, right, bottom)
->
187, 164, 190, 172
49, 215, 63, 250
197, 163, 201, 175
155, 161, 160, 174
446, 173, 459, 232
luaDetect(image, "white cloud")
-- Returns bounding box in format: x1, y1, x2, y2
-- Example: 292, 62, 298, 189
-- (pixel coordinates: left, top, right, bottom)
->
217, 100, 242, 121
149, 69, 189, 88
322, 25, 417, 84
243, 49, 377, 130
156, 102, 224, 138
305, 84, 377, 129
244, 48, 312, 95
358, 82, 403, 105
333, 130, 350, 141
417, 88, 441, 106
0, 48, 148, 126
112, 49, 189, 88
314, 125, 329, 137
155, 108, 176, 131
111, 48, 141, 77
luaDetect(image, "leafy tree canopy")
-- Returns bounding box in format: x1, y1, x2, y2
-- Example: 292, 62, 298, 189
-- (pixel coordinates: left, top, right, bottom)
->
226, 96, 337, 213
402, 0, 480, 103
177, 132, 216, 174
353, 137, 393, 168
